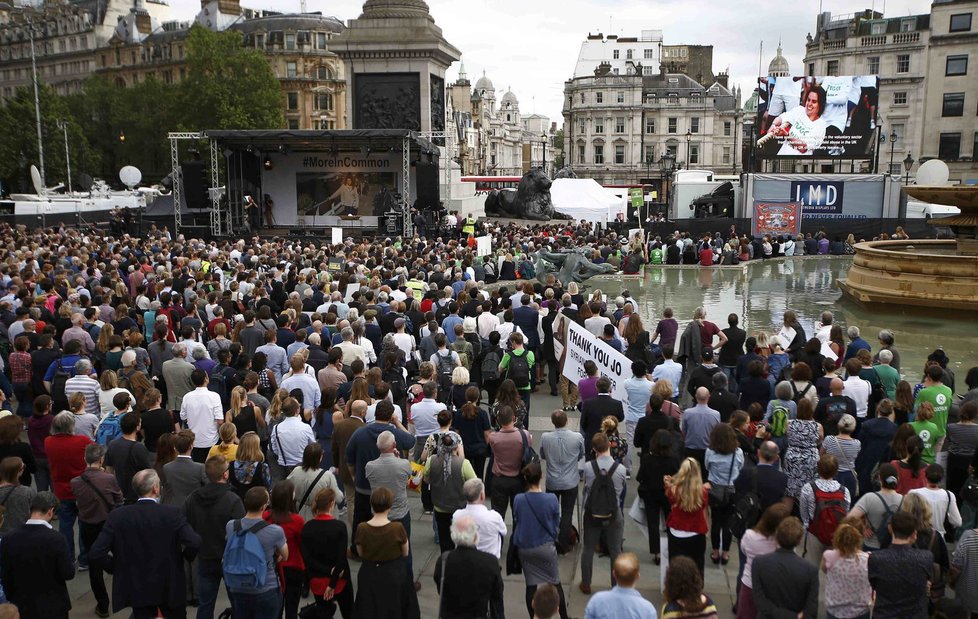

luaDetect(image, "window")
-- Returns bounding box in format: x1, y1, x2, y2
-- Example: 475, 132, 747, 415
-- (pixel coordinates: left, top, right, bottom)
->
313, 93, 332, 110
316, 32, 327, 49
868, 56, 880, 74
596, 92, 603, 104
626, 49, 633, 59
723, 121, 732, 136
897, 54, 910, 73
286, 62, 297, 78
826, 60, 839, 76
943, 93, 965, 116
580, 93, 585, 103
288, 119, 299, 130
578, 144, 585, 163
666, 144, 677, 157
646, 119, 655, 133
894, 91, 908, 105
615, 117, 625, 133
643, 66, 654, 76
871, 22, 886, 35
644, 48, 654, 59
668, 117, 677, 133
613, 50, 619, 59
317, 65, 332, 80
287, 92, 299, 110
949, 13, 972, 32
595, 118, 604, 133
939, 133, 961, 160
594, 145, 604, 164
900, 18, 915, 32
579, 120, 586, 134
255, 34, 265, 49
615, 145, 625, 164
690, 145, 699, 164
617, 91, 624, 103
722, 146, 731, 164
808, 62, 815, 76
690, 117, 700, 133
644, 145, 654, 163
285, 34, 296, 50
947, 55, 968, 76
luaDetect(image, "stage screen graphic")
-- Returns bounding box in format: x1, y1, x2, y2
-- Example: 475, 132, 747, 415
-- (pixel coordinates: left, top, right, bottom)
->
294, 153, 399, 222
755, 75, 879, 159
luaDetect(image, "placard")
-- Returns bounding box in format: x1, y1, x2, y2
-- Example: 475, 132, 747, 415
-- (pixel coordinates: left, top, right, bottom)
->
327, 257, 343, 272
331, 227, 343, 245
344, 283, 361, 302
475, 236, 492, 257
561, 319, 630, 402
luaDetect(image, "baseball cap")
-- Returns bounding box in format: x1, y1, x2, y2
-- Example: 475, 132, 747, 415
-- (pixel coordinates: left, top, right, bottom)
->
702, 347, 714, 360
394, 317, 405, 328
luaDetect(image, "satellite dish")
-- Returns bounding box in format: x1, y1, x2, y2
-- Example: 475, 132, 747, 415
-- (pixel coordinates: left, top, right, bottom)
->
30, 165, 44, 196
916, 160, 950, 186
77, 173, 94, 192
119, 165, 142, 190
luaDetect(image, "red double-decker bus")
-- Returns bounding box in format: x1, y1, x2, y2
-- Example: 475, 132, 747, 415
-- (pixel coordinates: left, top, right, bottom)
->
461, 176, 523, 195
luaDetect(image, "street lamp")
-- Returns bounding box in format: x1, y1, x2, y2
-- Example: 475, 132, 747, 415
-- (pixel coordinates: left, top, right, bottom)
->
57, 119, 72, 193
903, 153, 915, 186
685, 129, 692, 168
887, 129, 898, 177
658, 152, 676, 220
541, 132, 547, 173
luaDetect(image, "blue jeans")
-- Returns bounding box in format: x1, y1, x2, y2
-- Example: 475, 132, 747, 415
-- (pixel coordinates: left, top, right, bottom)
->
196, 558, 224, 619
230, 588, 282, 619
520, 390, 531, 414
57, 499, 84, 565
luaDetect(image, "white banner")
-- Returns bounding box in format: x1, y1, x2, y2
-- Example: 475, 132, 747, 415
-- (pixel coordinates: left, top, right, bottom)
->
344, 283, 361, 303
561, 318, 631, 401
476, 236, 492, 257
331, 227, 343, 245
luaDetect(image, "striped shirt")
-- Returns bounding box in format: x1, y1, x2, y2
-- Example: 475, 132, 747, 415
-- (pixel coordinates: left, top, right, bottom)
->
65, 375, 101, 417
822, 435, 861, 472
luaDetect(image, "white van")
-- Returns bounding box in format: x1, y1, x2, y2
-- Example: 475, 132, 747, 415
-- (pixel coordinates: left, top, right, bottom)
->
905, 199, 961, 219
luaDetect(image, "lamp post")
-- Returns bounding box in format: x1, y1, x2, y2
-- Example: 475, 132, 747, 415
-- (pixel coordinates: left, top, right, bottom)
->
685, 129, 692, 168
887, 129, 898, 177
658, 152, 676, 220
903, 153, 914, 186
541, 132, 547, 174
57, 120, 72, 193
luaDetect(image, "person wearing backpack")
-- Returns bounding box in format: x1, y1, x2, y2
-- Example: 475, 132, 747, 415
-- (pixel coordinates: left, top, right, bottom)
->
223, 486, 288, 619
87, 469, 202, 619
848, 462, 904, 550
799, 454, 850, 566
478, 331, 505, 406
429, 334, 461, 406
499, 332, 535, 414
578, 432, 627, 595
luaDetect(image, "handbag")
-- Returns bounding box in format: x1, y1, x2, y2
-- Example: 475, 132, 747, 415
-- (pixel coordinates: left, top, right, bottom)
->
298, 602, 336, 619
708, 453, 736, 508
505, 534, 522, 575
519, 428, 539, 468
833, 435, 860, 497
295, 469, 328, 513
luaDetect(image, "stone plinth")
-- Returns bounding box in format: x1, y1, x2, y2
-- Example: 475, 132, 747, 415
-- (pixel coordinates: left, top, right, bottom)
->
332, 0, 460, 132
838, 239, 978, 310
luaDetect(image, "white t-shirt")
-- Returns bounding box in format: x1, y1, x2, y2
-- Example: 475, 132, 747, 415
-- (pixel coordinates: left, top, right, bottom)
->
821, 76, 855, 131
777, 105, 828, 156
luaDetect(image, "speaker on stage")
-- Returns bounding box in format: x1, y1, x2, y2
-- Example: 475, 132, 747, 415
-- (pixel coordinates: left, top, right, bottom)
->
415, 162, 439, 210
181, 160, 208, 209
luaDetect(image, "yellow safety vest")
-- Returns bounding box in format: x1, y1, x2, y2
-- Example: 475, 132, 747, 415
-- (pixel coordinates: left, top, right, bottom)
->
462, 216, 476, 235
405, 279, 425, 301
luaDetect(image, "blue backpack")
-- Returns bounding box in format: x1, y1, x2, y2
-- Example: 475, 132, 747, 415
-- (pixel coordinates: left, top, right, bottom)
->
223, 520, 271, 590
94, 412, 124, 446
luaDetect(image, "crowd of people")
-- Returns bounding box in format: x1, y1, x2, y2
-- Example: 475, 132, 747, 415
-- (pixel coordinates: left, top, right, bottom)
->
0, 219, 972, 619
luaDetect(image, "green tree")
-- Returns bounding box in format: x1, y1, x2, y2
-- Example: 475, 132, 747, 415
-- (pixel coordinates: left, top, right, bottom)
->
180, 25, 283, 130
0, 83, 98, 193
553, 128, 565, 169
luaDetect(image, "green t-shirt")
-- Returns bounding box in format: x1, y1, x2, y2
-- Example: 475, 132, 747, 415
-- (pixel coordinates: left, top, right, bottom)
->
500, 348, 536, 391
650, 248, 663, 264
915, 385, 953, 437
873, 364, 900, 400
910, 420, 940, 464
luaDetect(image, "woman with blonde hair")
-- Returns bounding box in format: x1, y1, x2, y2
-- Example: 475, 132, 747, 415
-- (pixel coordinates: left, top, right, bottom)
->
653, 379, 683, 422
207, 422, 239, 461
600, 415, 629, 463
821, 523, 872, 619
94, 323, 114, 373
664, 457, 711, 576
449, 366, 478, 412
266, 388, 290, 428
97, 370, 135, 416
229, 432, 271, 498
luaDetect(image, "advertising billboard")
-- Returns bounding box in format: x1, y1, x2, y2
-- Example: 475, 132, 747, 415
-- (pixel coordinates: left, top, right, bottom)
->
755, 75, 879, 159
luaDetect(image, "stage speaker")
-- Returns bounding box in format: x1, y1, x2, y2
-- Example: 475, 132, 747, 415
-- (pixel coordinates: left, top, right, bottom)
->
415, 162, 439, 210
181, 160, 208, 209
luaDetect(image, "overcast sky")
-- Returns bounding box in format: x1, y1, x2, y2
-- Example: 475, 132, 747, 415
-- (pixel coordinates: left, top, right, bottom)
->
170, 0, 932, 124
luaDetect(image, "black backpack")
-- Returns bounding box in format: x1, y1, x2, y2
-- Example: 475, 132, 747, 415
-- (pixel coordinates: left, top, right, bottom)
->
585, 460, 620, 520
50, 358, 73, 412
481, 348, 502, 382
506, 350, 531, 390
435, 351, 457, 398
790, 381, 814, 404
729, 468, 761, 539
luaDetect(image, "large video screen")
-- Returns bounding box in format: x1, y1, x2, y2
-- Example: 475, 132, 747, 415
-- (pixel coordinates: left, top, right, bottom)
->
755, 75, 879, 159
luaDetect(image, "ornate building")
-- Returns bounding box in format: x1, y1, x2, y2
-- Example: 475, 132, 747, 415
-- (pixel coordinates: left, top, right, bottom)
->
448, 71, 525, 176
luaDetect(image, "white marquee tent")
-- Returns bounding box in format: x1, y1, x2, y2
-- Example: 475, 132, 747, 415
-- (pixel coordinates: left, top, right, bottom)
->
550, 178, 624, 223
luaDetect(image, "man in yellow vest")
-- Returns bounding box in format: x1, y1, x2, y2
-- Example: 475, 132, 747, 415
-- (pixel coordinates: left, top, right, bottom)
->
462, 214, 477, 238
405, 271, 426, 303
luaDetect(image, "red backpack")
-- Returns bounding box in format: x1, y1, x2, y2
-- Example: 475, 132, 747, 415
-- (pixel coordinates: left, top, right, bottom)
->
807, 482, 847, 546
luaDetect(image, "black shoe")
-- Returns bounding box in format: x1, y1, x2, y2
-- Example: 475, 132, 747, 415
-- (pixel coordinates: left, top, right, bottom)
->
550, 391, 558, 396
95, 607, 110, 618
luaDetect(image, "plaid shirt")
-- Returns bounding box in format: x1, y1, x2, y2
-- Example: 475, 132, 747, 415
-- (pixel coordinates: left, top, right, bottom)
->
9, 351, 31, 384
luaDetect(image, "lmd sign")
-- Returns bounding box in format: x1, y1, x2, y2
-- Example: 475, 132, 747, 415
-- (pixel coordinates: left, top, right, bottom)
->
790, 181, 845, 214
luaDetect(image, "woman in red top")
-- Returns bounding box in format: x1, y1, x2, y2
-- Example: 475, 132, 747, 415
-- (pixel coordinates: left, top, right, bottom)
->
891, 435, 928, 495
664, 457, 711, 577
44, 411, 92, 567
301, 488, 353, 618
263, 480, 306, 619
9, 335, 32, 417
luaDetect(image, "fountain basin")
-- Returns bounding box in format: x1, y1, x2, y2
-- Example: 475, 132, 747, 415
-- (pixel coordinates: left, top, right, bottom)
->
838, 239, 978, 310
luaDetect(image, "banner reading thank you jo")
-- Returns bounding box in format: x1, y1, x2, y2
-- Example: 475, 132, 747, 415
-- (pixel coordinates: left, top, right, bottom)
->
561, 318, 631, 402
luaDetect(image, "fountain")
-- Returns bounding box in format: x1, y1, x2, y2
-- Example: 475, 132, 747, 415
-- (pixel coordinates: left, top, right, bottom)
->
838, 160, 978, 310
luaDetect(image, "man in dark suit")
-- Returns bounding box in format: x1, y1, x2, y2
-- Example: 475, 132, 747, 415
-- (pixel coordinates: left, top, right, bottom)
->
708, 372, 740, 423
89, 468, 202, 619
734, 441, 789, 512
752, 517, 819, 619
433, 515, 503, 619
162, 430, 208, 507
579, 377, 624, 451
0, 491, 75, 619
512, 295, 542, 385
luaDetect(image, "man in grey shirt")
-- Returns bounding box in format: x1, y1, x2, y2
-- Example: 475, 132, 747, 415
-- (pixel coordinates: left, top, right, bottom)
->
681, 386, 721, 480
579, 432, 628, 594
539, 410, 584, 554
365, 430, 415, 584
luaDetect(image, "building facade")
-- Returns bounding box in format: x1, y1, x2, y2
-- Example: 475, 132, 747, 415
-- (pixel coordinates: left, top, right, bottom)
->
572, 30, 662, 78
803, 2, 978, 181
563, 52, 743, 189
